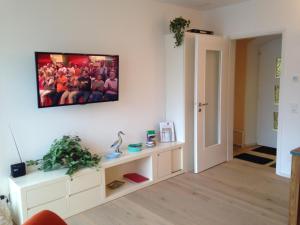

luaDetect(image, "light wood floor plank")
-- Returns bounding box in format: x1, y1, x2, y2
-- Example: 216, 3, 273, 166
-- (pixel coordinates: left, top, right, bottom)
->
67, 159, 289, 225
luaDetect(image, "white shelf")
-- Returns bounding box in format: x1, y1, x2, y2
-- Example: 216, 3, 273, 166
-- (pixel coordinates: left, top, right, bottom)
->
10, 168, 99, 189
104, 154, 153, 201
10, 169, 68, 189
9, 141, 185, 225
9, 142, 183, 190
105, 177, 152, 200
101, 142, 184, 169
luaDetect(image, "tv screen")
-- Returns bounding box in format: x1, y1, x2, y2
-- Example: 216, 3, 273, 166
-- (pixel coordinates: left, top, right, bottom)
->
35, 52, 119, 108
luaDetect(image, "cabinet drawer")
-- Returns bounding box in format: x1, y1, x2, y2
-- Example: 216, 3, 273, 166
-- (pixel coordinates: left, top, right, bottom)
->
27, 197, 67, 219
157, 151, 172, 179
69, 171, 101, 195
172, 148, 182, 172
69, 186, 102, 215
27, 181, 67, 208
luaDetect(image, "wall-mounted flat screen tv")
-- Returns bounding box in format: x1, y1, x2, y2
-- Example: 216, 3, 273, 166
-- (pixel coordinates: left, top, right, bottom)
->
35, 52, 119, 108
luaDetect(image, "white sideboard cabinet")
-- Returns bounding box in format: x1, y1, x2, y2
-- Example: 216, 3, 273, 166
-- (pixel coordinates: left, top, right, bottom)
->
9, 142, 184, 225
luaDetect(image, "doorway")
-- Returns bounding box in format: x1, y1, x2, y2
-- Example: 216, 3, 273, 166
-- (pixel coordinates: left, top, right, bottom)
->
232, 34, 282, 169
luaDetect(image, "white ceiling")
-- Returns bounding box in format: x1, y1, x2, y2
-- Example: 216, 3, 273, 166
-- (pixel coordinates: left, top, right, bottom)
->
156, 0, 250, 10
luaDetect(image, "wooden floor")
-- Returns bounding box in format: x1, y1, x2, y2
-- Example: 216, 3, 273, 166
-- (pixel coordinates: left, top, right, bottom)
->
233, 145, 260, 156
67, 159, 290, 225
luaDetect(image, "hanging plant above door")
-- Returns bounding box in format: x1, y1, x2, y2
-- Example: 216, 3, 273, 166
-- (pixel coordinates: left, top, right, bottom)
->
169, 17, 191, 47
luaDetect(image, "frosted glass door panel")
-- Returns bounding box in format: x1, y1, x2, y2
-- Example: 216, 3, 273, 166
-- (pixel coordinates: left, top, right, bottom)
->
205, 50, 221, 147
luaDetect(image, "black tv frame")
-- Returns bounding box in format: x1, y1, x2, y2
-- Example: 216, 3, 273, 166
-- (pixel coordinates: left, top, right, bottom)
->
35, 51, 119, 108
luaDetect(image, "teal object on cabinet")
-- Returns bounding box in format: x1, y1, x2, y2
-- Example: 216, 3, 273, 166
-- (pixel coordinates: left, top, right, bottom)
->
128, 143, 142, 152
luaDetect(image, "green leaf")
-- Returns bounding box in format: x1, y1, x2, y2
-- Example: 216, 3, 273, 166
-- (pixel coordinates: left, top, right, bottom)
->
38, 135, 101, 176
169, 17, 190, 47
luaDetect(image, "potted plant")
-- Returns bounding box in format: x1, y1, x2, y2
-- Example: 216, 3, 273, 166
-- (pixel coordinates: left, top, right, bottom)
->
28, 136, 101, 176
169, 17, 191, 47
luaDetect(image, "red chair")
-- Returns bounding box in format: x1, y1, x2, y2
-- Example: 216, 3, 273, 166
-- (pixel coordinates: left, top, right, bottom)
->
23, 210, 67, 225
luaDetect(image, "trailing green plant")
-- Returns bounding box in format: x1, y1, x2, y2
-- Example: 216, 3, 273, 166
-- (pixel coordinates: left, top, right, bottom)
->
26, 159, 41, 167
169, 17, 191, 47
39, 135, 101, 176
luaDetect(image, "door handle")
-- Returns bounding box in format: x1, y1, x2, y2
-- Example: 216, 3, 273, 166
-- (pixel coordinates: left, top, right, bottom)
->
198, 102, 208, 112
199, 102, 208, 107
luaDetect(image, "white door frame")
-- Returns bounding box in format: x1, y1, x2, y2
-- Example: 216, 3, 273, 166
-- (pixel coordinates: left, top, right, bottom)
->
227, 29, 286, 176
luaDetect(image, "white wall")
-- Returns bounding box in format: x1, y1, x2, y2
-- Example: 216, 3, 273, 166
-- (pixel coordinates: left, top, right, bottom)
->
257, 38, 281, 148
201, 0, 300, 177
165, 33, 200, 172
0, 0, 202, 194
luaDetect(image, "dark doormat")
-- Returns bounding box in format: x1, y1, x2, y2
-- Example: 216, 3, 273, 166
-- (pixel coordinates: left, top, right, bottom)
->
270, 163, 276, 168
234, 153, 273, 165
252, 146, 277, 156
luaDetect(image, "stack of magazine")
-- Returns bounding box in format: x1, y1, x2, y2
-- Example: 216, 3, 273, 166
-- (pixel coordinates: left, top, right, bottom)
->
160, 121, 176, 142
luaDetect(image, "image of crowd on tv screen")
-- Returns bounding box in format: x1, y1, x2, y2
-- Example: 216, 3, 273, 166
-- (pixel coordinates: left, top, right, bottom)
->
37, 54, 119, 107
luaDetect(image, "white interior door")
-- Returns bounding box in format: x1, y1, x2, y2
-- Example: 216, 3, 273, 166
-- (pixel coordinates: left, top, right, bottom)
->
194, 35, 229, 173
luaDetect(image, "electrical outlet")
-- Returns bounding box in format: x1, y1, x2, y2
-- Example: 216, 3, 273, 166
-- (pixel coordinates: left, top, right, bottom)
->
292, 75, 299, 82
290, 103, 299, 114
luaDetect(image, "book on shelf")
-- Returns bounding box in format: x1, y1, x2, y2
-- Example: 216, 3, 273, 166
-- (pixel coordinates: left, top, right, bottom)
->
123, 173, 149, 183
